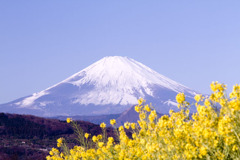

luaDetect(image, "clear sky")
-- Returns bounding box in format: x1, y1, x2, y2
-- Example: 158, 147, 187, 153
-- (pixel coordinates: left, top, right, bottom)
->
0, 1, 240, 104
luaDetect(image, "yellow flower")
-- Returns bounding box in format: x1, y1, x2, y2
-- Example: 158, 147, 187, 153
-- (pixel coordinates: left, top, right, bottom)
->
176, 92, 185, 104
232, 145, 238, 151
210, 81, 226, 92
57, 137, 63, 143
124, 122, 130, 129
108, 137, 114, 143
135, 105, 141, 113
57, 137, 63, 147
118, 126, 124, 132
139, 112, 146, 120
100, 122, 106, 128
194, 94, 202, 102
92, 136, 98, 142
132, 133, 137, 139
97, 134, 102, 140
48, 84, 240, 160
98, 142, 104, 148
66, 117, 72, 123
148, 110, 157, 123
144, 104, 151, 112
60, 153, 64, 158
210, 81, 218, 92
169, 109, 174, 115
49, 151, 53, 156
131, 123, 136, 130
128, 140, 134, 147
110, 119, 116, 126
85, 133, 90, 139
138, 98, 145, 105
204, 99, 211, 106
140, 139, 146, 145
199, 146, 207, 157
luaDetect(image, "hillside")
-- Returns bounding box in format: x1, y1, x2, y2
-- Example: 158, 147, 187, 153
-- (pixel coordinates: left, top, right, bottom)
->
0, 113, 115, 160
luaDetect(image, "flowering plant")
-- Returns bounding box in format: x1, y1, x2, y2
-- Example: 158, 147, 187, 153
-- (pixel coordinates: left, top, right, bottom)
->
47, 82, 240, 160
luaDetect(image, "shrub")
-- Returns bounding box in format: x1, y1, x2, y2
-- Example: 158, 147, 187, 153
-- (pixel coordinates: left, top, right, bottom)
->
47, 82, 240, 160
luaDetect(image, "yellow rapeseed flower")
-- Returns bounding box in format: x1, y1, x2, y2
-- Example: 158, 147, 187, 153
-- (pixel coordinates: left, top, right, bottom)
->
131, 123, 136, 130
98, 142, 104, 148
97, 134, 102, 140
49, 151, 54, 156
176, 92, 185, 104
66, 118, 72, 123
57, 137, 63, 147
48, 83, 240, 160
100, 122, 106, 128
108, 137, 114, 143
85, 133, 90, 139
92, 136, 98, 142
135, 105, 141, 113
144, 104, 151, 112
138, 98, 145, 105
204, 99, 211, 106
194, 94, 202, 102
110, 119, 116, 126
124, 122, 130, 129
210, 81, 218, 92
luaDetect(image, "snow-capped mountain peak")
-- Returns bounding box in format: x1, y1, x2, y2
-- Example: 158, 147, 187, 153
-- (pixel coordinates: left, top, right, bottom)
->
60, 56, 193, 105
0, 56, 198, 116
65, 56, 188, 91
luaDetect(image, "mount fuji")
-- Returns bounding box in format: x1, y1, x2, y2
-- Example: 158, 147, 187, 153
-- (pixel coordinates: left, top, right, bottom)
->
0, 56, 198, 117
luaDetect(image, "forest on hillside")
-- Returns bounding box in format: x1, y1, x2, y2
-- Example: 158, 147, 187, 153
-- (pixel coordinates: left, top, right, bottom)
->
0, 113, 115, 160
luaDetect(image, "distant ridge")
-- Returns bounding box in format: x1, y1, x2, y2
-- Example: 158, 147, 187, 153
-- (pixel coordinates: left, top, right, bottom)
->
0, 56, 198, 117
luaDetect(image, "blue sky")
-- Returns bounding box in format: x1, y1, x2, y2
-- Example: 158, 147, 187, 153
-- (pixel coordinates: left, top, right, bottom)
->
0, 1, 240, 104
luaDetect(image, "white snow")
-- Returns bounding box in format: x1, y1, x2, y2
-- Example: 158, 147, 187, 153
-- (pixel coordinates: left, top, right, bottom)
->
66, 56, 190, 91
164, 99, 178, 107
16, 91, 49, 108
39, 101, 54, 107
14, 56, 197, 112
62, 56, 192, 105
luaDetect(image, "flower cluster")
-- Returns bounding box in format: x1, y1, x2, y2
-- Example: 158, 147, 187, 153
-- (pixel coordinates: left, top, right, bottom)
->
47, 82, 240, 160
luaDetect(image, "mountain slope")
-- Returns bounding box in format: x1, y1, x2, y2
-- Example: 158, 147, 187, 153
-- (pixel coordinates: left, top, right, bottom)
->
0, 112, 116, 160
0, 56, 198, 117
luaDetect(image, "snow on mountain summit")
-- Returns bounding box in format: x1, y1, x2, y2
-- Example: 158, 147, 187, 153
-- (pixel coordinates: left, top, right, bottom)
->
66, 56, 189, 92
0, 56, 198, 117
60, 56, 194, 105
